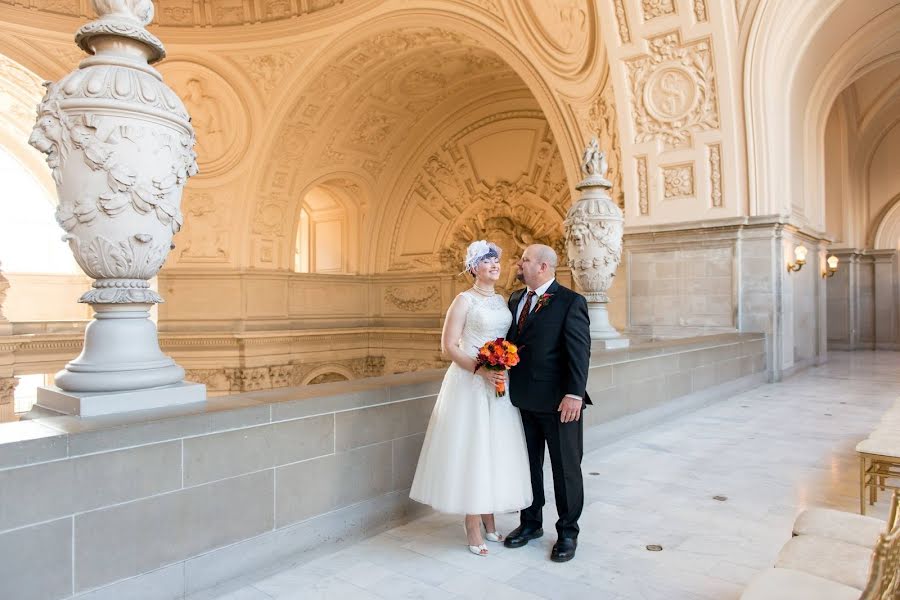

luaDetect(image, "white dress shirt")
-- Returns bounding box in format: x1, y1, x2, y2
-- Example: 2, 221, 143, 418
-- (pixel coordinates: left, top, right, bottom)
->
515, 278, 582, 403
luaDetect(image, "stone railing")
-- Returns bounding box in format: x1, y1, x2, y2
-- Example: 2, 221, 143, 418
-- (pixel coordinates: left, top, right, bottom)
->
0, 333, 765, 600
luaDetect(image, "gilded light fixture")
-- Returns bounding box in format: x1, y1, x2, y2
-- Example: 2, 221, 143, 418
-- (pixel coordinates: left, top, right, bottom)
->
822, 255, 839, 278
787, 244, 808, 273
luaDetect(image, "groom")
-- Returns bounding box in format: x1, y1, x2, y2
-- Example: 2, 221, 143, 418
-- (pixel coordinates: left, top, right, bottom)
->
504, 244, 592, 563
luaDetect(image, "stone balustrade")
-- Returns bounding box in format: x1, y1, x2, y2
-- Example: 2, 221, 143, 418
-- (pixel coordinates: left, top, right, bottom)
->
0, 333, 765, 600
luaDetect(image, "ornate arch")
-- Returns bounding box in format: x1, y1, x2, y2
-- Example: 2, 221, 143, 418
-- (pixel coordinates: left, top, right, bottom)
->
872, 193, 900, 250
743, 0, 900, 234
241, 5, 596, 269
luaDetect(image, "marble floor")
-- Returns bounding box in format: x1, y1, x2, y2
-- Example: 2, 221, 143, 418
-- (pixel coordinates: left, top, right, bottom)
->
206, 351, 900, 600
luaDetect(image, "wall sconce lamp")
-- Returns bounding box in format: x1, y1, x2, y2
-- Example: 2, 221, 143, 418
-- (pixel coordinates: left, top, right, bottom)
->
787, 245, 808, 273
822, 255, 839, 278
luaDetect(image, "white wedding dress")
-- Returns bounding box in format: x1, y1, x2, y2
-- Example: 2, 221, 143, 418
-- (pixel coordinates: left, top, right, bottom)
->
409, 290, 533, 515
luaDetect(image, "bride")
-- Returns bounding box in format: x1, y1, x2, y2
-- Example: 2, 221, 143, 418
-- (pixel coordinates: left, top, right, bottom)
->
409, 240, 532, 556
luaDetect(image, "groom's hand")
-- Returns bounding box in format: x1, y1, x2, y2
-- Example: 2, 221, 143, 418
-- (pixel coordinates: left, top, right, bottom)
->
558, 395, 582, 423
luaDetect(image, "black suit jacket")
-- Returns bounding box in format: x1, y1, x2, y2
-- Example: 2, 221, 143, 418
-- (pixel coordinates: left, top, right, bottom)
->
506, 280, 592, 413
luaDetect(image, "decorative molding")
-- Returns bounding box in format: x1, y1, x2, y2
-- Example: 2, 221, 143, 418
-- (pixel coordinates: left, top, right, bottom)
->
612, 0, 632, 44
625, 30, 720, 149
6, 0, 354, 27
384, 286, 440, 312
231, 49, 302, 96
636, 156, 649, 215
693, 0, 709, 22
708, 143, 723, 207
388, 113, 568, 280
179, 192, 230, 262
0, 262, 7, 323
662, 163, 695, 199
588, 84, 624, 207
389, 358, 448, 373
641, 0, 676, 21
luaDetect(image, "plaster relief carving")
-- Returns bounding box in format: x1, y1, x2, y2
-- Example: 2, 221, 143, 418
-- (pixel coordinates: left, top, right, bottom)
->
588, 84, 624, 207
0, 261, 8, 323
349, 106, 401, 148
613, 0, 632, 44
641, 0, 676, 21
4, 0, 349, 26
160, 3, 193, 25
253, 194, 288, 237
522, 0, 588, 53
662, 163, 694, 199
159, 63, 248, 177
626, 31, 720, 148
307, 372, 348, 384
233, 50, 302, 94
441, 197, 565, 293
514, 0, 595, 75
391, 358, 448, 373
179, 192, 229, 262
636, 156, 649, 215
0, 54, 44, 136
388, 114, 569, 279
708, 143, 723, 207
384, 285, 440, 312
694, 0, 709, 22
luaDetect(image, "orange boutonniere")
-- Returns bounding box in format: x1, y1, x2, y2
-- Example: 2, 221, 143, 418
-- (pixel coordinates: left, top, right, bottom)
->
534, 293, 553, 314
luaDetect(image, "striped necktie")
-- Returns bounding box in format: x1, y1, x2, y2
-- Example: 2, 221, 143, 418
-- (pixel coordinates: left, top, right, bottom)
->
517, 291, 536, 334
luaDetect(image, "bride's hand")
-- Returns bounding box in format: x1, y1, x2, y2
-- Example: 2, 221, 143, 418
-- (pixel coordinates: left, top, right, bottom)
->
477, 368, 505, 386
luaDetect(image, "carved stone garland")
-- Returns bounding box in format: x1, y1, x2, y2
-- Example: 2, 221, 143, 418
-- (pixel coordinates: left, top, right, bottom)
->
564, 138, 628, 345
28, 0, 204, 408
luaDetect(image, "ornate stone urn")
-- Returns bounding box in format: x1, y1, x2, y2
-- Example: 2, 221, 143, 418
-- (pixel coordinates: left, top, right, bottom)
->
28, 0, 204, 411
564, 138, 628, 347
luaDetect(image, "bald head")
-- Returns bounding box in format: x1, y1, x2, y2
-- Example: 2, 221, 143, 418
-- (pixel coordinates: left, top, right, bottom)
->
516, 244, 557, 289
530, 244, 558, 271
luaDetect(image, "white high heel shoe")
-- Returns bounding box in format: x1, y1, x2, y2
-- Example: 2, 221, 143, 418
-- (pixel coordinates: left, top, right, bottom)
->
464, 522, 489, 556
483, 521, 504, 543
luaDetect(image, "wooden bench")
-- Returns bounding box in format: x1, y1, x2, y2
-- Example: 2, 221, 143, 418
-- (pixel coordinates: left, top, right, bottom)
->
740, 491, 900, 599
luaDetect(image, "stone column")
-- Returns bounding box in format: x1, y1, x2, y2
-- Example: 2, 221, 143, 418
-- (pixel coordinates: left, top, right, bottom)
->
27, 0, 205, 416
872, 249, 899, 350
564, 138, 629, 349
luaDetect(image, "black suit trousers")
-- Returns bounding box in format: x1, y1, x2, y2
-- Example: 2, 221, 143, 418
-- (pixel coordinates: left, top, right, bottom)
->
519, 408, 584, 539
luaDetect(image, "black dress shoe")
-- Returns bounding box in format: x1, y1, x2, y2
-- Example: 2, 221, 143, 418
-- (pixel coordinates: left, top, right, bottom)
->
503, 525, 543, 548
550, 537, 577, 562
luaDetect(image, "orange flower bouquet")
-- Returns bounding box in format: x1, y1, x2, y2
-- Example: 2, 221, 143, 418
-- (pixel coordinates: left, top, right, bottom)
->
475, 338, 520, 397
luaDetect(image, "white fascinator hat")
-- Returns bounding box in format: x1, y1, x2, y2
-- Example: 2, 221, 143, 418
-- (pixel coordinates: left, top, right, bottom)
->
462, 240, 502, 275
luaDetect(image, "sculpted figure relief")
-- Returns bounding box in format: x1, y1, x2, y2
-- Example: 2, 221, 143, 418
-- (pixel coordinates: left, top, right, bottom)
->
92, 0, 154, 24
183, 78, 226, 163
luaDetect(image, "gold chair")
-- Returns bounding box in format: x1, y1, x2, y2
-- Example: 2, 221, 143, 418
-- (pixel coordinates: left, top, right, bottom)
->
857, 438, 900, 515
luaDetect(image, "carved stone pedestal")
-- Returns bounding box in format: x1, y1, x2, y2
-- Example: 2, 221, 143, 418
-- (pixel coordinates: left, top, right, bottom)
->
27, 1, 206, 414
37, 381, 205, 417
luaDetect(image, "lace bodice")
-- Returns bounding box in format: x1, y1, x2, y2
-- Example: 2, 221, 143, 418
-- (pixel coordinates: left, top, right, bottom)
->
458, 291, 513, 358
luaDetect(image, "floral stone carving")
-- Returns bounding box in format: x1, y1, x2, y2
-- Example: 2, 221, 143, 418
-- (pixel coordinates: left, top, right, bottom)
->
564, 138, 627, 343
27, 0, 202, 397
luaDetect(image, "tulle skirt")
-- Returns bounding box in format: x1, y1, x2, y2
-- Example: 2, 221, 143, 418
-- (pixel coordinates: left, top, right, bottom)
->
409, 363, 533, 515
